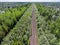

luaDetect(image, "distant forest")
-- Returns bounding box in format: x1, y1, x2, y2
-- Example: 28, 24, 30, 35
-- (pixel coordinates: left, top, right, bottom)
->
38, 2, 60, 7
0, 2, 60, 10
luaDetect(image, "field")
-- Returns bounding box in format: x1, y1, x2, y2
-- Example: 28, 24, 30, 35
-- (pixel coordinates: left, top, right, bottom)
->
0, 2, 60, 45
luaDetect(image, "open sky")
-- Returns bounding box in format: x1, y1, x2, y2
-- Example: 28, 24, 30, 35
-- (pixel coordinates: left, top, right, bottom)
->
0, 0, 60, 2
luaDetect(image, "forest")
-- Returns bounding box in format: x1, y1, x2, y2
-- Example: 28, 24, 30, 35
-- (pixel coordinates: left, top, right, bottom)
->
0, 2, 60, 45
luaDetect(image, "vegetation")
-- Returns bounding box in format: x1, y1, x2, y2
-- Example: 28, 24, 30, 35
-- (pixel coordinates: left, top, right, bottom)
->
0, 3, 60, 45
1, 5, 32, 45
0, 3, 30, 43
36, 4, 60, 45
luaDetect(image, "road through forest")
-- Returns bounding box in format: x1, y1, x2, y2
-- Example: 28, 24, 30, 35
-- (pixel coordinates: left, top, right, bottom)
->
30, 4, 37, 45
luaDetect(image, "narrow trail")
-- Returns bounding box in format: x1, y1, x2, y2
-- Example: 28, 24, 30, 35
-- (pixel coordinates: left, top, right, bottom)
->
30, 4, 37, 45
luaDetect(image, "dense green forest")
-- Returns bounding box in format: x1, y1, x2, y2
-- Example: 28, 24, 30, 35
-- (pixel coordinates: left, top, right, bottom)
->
0, 2, 60, 45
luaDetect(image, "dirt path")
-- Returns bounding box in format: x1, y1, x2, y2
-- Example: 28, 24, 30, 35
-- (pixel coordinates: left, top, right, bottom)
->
30, 4, 37, 45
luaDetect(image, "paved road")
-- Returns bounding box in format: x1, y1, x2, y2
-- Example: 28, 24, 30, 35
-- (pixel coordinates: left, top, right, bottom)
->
30, 4, 37, 45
